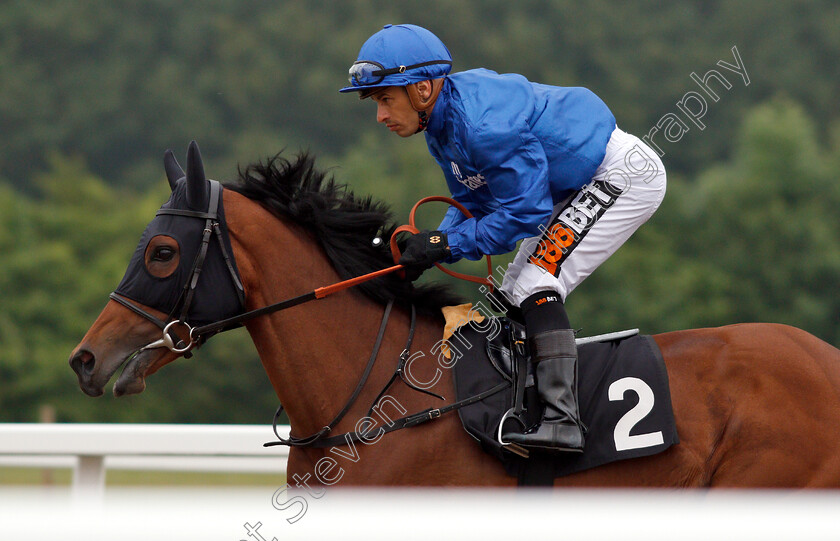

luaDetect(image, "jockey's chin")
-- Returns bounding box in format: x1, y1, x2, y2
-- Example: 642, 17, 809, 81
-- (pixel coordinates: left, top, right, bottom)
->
388, 123, 419, 137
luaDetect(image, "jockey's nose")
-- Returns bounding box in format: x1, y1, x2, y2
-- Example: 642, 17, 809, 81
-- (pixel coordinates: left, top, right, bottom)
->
376, 103, 388, 124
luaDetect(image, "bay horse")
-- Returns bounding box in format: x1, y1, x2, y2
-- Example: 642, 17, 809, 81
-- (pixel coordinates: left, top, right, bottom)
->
70, 142, 840, 488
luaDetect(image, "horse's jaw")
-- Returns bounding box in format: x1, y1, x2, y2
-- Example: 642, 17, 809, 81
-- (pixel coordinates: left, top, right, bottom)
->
112, 349, 158, 396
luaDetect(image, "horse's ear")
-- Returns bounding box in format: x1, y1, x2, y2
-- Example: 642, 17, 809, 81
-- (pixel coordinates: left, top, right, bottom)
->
185, 140, 209, 210
164, 149, 185, 190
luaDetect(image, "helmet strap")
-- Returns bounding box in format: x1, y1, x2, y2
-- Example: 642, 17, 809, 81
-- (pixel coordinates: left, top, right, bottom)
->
416, 110, 430, 133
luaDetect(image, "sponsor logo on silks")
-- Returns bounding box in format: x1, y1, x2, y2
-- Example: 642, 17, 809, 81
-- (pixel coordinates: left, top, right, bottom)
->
429, 235, 442, 244
534, 295, 559, 306
528, 180, 621, 277
451, 162, 487, 190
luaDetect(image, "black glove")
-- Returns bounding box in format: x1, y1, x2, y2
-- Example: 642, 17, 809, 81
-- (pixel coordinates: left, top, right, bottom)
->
398, 230, 449, 281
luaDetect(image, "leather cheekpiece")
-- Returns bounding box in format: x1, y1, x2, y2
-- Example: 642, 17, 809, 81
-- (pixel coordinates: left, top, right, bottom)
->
406, 78, 445, 113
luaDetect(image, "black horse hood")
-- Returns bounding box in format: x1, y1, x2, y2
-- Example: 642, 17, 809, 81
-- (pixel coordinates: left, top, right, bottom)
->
114, 147, 244, 327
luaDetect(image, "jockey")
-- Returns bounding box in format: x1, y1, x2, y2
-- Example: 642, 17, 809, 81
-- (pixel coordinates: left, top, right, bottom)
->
340, 24, 666, 452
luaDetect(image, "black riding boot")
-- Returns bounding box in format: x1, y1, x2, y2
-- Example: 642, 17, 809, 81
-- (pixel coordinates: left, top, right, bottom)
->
504, 292, 585, 452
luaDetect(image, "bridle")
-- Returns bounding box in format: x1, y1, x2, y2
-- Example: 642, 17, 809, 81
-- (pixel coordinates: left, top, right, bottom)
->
109, 179, 245, 357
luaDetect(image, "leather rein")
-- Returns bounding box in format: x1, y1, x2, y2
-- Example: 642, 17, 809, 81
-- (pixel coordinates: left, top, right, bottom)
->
110, 189, 500, 447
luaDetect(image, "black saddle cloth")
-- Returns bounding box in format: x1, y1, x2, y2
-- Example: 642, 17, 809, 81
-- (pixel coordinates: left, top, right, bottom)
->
450, 318, 679, 483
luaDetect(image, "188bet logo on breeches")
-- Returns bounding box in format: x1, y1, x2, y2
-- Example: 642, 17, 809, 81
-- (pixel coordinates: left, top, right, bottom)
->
528, 180, 621, 277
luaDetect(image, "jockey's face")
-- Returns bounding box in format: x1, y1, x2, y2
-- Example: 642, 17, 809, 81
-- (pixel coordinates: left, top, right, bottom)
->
370, 87, 420, 137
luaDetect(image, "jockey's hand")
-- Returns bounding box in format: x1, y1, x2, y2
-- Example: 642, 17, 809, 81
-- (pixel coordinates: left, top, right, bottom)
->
398, 230, 449, 281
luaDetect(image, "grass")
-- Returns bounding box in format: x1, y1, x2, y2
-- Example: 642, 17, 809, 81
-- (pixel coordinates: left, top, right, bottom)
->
0, 467, 285, 487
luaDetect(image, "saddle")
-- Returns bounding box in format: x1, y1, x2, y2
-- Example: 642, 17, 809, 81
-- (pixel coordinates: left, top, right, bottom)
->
450, 317, 679, 484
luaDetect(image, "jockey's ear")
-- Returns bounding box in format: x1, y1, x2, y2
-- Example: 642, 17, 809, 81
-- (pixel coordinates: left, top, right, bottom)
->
415, 80, 434, 100
406, 79, 444, 111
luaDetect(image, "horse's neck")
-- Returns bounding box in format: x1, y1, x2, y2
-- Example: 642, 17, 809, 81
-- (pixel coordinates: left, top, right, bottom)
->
225, 192, 446, 436
247, 292, 423, 436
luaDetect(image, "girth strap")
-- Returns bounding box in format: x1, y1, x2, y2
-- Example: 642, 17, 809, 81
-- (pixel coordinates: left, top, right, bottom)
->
282, 380, 510, 449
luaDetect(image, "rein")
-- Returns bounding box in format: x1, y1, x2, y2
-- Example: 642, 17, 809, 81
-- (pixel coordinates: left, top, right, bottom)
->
117, 194, 493, 356
113, 190, 502, 447
192, 197, 495, 339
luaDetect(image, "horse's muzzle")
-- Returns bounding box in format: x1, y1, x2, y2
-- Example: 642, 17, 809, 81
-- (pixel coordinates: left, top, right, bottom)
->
68, 343, 154, 397
69, 348, 106, 397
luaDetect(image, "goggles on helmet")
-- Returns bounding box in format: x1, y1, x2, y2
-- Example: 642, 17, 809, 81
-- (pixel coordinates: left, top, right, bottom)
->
348, 59, 453, 87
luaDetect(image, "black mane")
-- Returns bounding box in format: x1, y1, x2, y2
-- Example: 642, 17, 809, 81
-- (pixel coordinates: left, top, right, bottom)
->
226, 152, 464, 315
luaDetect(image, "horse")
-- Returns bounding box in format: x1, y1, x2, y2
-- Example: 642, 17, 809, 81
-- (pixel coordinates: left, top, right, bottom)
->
70, 142, 840, 488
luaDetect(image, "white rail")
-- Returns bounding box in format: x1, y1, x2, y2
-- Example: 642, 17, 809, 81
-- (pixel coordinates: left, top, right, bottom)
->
2, 424, 839, 539
0, 423, 290, 502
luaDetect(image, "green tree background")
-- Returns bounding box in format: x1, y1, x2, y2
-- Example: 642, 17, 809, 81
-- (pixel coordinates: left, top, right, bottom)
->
1, 1, 838, 423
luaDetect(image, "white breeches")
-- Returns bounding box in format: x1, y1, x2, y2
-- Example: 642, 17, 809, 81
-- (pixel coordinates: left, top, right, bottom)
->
500, 127, 667, 306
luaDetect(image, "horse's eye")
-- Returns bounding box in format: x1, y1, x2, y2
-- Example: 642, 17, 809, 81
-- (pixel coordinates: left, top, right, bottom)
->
152, 247, 176, 262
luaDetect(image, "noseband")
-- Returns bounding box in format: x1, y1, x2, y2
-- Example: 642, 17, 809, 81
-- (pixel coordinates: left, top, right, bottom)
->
109, 180, 245, 356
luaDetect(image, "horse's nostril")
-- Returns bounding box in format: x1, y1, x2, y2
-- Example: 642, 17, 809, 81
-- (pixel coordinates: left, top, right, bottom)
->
70, 349, 96, 377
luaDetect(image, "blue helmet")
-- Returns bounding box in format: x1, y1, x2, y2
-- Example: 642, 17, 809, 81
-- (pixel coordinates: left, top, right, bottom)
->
339, 24, 452, 94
